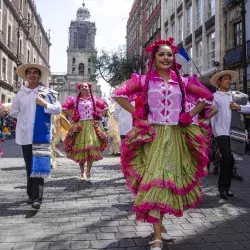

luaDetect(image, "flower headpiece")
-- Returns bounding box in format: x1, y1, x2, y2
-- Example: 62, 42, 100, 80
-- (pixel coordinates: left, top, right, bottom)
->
76, 82, 92, 90
146, 37, 179, 55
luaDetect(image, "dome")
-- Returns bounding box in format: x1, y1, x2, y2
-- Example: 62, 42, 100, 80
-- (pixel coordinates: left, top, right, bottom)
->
76, 1, 90, 21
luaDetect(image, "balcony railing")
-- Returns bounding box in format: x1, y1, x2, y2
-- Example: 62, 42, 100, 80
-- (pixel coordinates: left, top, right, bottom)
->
224, 41, 250, 67
224, 45, 242, 66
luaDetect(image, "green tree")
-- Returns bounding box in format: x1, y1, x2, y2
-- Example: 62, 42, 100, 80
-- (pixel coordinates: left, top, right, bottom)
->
91, 46, 143, 88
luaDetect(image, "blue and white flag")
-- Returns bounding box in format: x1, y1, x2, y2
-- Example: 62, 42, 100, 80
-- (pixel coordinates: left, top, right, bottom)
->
175, 47, 191, 66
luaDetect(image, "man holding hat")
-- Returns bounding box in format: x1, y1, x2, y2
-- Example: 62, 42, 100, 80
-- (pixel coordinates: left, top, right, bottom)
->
10, 63, 61, 209
210, 70, 250, 200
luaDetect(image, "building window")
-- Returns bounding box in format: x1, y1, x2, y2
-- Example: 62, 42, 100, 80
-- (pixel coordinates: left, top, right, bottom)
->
19, 39, 23, 57
234, 22, 242, 46
19, 0, 23, 13
196, 0, 203, 28
88, 58, 91, 65
1, 94, 5, 103
28, 11, 31, 23
13, 66, 17, 83
207, 32, 215, 69
196, 40, 203, 73
88, 68, 91, 75
39, 34, 42, 47
72, 57, 76, 64
208, 0, 215, 19
149, 3, 153, 15
7, 24, 12, 48
27, 49, 30, 63
8, 98, 11, 103
187, 6, 192, 36
2, 57, 6, 79
72, 67, 75, 74
178, 15, 183, 43
34, 57, 36, 63
78, 63, 84, 75
157, 15, 161, 29
171, 22, 175, 38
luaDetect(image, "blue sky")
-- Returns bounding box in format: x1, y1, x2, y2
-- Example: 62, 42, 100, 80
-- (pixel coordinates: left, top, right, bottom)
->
35, 0, 134, 95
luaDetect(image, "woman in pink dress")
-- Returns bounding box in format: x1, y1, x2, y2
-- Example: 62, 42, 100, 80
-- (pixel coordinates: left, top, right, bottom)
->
63, 82, 108, 181
112, 38, 213, 250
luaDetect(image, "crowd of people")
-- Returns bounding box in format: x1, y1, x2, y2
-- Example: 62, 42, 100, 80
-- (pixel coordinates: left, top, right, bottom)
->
0, 37, 250, 250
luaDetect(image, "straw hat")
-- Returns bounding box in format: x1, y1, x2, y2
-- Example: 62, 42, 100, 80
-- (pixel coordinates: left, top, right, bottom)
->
210, 70, 238, 88
16, 63, 50, 85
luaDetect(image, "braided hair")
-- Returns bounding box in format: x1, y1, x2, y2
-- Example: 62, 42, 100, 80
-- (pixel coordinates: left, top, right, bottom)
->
143, 45, 186, 117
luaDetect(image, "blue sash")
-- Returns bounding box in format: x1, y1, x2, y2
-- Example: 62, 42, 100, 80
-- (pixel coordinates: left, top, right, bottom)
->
31, 94, 53, 178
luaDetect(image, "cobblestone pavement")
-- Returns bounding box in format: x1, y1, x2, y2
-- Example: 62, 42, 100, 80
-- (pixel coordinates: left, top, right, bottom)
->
0, 140, 250, 250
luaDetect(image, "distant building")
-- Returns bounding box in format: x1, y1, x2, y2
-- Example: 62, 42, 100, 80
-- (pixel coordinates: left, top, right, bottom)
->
161, 0, 223, 86
223, 0, 250, 92
126, 0, 161, 73
0, 0, 51, 103
56, 0, 101, 103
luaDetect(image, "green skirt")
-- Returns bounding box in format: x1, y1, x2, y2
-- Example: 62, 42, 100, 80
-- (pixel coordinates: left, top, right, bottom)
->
122, 124, 208, 223
64, 120, 107, 163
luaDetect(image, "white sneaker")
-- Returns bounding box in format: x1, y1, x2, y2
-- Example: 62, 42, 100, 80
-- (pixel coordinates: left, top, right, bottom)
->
86, 173, 92, 182
149, 239, 163, 250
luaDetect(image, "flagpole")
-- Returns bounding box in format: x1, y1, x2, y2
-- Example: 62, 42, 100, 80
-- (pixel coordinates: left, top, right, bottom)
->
183, 47, 203, 78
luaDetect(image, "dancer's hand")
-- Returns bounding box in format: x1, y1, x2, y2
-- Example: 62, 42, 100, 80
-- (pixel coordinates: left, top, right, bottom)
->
230, 101, 241, 111
36, 94, 47, 108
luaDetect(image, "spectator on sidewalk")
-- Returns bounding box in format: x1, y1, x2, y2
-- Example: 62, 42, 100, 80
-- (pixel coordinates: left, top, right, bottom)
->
210, 70, 250, 200
9, 63, 61, 210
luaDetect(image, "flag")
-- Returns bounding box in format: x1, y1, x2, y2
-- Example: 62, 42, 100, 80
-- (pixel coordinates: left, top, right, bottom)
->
178, 47, 190, 61
175, 47, 191, 68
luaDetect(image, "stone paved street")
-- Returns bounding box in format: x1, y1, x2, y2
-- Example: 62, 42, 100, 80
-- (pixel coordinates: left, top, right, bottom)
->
0, 139, 250, 250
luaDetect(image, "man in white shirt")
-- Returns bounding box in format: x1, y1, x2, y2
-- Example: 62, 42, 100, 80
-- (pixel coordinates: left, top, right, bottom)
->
210, 70, 250, 200
114, 102, 134, 139
10, 63, 61, 209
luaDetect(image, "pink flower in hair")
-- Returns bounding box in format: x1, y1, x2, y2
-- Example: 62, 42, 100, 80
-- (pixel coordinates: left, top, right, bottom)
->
146, 38, 179, 55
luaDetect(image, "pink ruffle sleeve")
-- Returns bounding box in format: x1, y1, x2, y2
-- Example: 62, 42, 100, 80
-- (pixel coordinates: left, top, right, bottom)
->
112, 73, 143, 101
186, 75, 213, 105
62, 96, 75, 110
94, 96, 108, 113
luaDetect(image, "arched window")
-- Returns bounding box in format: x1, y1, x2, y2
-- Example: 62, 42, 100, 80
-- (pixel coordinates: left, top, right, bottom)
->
72, 57, 76, 64
88, 58, 91, 64
88, 68, 91, 75
72, 67, 75, 74
78, 63, 84, 75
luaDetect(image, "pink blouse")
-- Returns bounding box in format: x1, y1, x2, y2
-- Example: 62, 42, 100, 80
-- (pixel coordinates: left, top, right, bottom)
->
112, 70, 213, 125
62, 95, 108, 120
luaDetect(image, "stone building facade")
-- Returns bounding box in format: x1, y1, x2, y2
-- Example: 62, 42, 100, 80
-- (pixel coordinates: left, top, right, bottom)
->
0, 0, 50, 103
57, 1, 101, 103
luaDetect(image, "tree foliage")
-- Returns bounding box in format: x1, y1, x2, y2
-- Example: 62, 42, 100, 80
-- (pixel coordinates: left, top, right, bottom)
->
91, 46, 143, 88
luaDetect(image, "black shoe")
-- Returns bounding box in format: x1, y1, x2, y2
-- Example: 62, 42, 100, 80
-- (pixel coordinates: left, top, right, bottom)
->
232, 172, 244, 181
31, 201, 41, 210
220, 191, 228, 200
227, 191, 235, 197
26, 198, 33, 205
